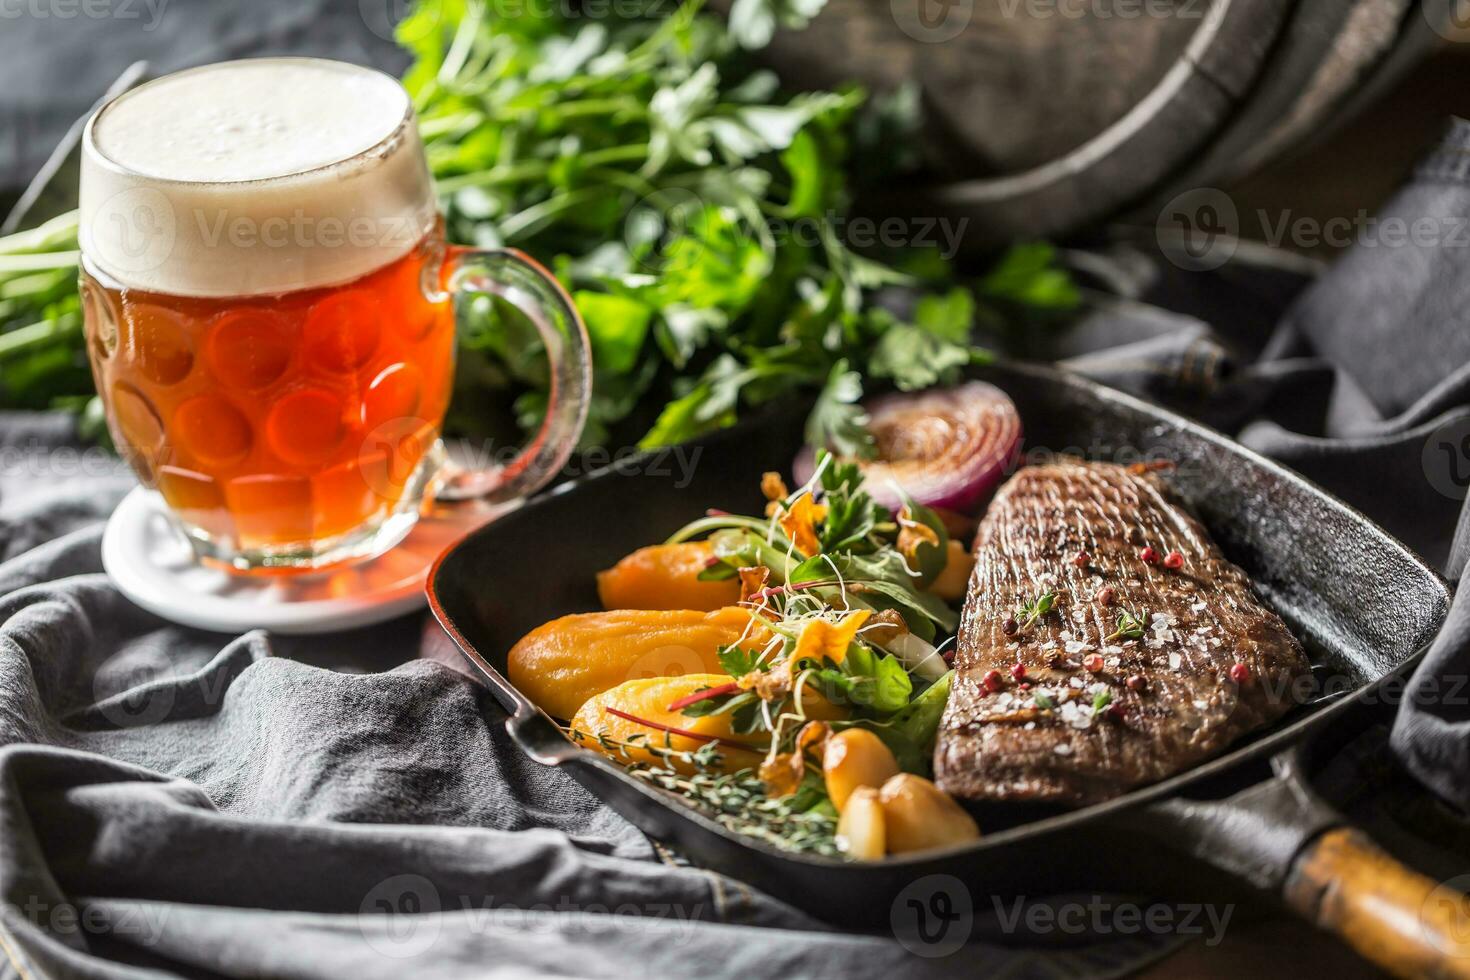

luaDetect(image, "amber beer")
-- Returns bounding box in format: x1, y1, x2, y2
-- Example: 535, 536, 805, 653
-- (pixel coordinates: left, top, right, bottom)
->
79, 59, 589, 571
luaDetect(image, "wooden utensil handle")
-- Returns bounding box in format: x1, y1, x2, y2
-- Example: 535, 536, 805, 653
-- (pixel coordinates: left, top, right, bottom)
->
1284, 827, 1470, 979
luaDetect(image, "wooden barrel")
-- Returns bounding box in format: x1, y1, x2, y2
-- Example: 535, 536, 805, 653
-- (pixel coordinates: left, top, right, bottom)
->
752, 0, 1446, 248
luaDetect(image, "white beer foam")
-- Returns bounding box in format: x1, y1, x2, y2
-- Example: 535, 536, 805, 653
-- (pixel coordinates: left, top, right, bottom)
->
80, 58, 437, 298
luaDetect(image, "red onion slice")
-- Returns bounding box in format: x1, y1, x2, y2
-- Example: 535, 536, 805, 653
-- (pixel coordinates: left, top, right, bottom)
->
796, 381, 1022, 514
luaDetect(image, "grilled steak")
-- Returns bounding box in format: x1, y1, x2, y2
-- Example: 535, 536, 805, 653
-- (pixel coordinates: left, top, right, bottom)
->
935, 459, 1310, 806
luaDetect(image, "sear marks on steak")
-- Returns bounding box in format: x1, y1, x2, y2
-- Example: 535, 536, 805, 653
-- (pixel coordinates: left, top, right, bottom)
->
935, 459, 1310, 807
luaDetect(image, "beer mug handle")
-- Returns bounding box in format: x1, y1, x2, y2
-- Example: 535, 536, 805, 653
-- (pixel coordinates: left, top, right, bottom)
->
434, 246, 592, 503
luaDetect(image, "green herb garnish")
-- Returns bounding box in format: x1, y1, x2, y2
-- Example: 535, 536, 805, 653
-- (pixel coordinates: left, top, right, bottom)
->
400, 0, 1076, 450
1016, 590, 1058, 631
813, 449, 883, 552
631, 763, 841, 856
717, 643, 762, 678
1032, 691, 1055, 710
1105, 609, 1149, 642
1091, 688, 1113, 713
814, 643, 913, 714
579, 734, 841, 856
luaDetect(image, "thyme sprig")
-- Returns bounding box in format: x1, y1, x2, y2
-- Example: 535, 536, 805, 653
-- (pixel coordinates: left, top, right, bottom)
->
1105, 608, 1149, 642
1016, 590, 1058, 631
628, 764, 841, 856
568, 728, 840, 855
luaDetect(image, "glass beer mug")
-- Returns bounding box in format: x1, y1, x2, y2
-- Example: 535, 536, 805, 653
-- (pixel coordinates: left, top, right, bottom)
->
78, 58, 590, 571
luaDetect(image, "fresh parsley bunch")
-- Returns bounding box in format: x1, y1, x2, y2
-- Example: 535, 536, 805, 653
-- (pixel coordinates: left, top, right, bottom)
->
402, 0, 1078, 453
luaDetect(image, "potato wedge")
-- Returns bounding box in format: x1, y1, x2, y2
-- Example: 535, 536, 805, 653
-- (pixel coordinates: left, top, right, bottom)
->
570, 674, 766, 773
597, 542, 741, 611
509, 607, 768, 720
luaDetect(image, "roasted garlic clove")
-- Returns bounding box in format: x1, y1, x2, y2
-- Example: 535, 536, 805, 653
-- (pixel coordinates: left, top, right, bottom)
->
823, 728, 900, 812
878, 773, 981, 853
836, 786, 886, 860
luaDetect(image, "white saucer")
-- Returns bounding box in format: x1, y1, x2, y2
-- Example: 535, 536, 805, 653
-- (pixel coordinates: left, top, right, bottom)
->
101, 487, 513, 634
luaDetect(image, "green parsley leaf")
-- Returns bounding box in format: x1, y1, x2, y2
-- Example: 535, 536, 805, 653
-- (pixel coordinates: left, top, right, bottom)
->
717, 643, 761, 678
1105, 608, 1149, 642
805, 359, 875, 459
869, 323, 973, 392
1016, 591, 1058, 630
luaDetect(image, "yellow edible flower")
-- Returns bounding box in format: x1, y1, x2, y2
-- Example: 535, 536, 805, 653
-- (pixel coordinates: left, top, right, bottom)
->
896, 504, 940, 562
791, 610, 871, 667
777, 493, 828, 556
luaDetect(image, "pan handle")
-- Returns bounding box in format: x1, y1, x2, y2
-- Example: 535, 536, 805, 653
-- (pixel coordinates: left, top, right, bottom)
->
1139, 754, 1470, 979
504, 706, 581, 766
1283, 828, 1470, 980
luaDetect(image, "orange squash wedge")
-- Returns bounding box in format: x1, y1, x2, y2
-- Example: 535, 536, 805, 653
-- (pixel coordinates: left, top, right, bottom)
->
596, 541, 740, 611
